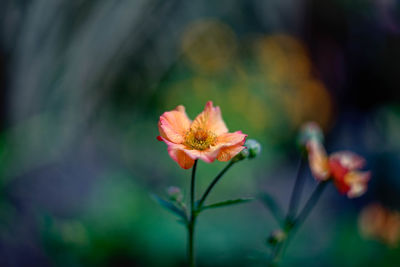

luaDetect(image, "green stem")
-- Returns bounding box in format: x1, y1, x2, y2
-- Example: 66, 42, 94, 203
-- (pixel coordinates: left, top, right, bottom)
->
190, 160, 198, 218
197, 161, 235, 208
270, 242, 283, 266
188, 160, 198, 267
293, 181, 328, 230
270, 156, 305, 263
188, 221, 195, 267
271, 181, 328, 264
286, 155, 306, 221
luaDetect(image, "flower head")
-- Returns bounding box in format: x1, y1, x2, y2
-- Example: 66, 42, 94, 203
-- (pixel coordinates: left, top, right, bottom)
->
328, 151, 370, 198
157, 101, 247, 169
359, 203, 400, 247
304, 125, 370, 198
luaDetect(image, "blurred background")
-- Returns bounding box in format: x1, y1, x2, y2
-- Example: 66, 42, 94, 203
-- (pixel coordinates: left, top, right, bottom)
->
0, 0, 400, 266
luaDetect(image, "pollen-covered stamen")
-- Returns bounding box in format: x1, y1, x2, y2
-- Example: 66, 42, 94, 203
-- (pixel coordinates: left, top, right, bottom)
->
184, 128, 217, 150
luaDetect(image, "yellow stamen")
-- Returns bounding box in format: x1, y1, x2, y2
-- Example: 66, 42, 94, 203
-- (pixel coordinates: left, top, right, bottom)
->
184, 128, 216, 150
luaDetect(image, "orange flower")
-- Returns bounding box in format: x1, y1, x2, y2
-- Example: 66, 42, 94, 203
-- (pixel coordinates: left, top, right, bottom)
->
359, 203, 400, 246
306, 139, 371, 198
157, 101, 247, 169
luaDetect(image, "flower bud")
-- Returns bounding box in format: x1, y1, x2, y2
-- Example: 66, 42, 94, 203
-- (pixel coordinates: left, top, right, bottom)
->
231, 139, 261, 162
246, 139, 261, 159
231, 148, 249, 163
298, 121, 324, 150
267, 229, 287, 246
167, 186, 183, 202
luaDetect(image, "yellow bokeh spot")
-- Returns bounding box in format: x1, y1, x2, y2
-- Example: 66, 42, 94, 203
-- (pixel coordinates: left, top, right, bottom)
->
255, 34, 312, 83
181, 19, 237, 73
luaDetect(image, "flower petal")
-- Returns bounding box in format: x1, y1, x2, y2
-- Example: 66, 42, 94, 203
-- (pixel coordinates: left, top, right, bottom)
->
329, 151, 366, 171
168, 148, 195, 169
158, 137, 194, 169
329, 156, 350, 182
184, 149, 219, 163
191, 101, 228, 135
217, 145, 245, 161
333, 177, 351, 195
212, 131, 247, 162
216, 131, 247, 147
158, 105, 191, 143
182, 131, 246, 163
344, 171, 371, 198
159, 136, 218, 163
306, 140, 330, 181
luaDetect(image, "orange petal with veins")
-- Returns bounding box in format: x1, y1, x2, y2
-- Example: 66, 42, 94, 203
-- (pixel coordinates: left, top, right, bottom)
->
168, 148, 195, 169
158, 105, 191, 143
191, 101, 228, 135
217, 145, 245, 161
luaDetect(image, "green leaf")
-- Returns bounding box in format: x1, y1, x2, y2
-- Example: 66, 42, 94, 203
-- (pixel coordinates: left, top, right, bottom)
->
200, 198, 254, 211
151, 194, 187, 221
259, 192, 284, 224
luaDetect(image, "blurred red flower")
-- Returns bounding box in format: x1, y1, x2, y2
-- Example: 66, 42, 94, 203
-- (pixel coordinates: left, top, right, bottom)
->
303, 123, 370, 198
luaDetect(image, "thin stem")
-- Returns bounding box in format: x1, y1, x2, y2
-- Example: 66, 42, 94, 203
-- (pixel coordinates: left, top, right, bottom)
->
190, 160, 198, 218
270, 242, 283, 265
271, 181, 329, 264
197, 161, 235, 208
188, 222, 195, 267
286, 155, 306, 221
294, 180, 328, 230
270, 155, 305, 263
188, 160, 198, 267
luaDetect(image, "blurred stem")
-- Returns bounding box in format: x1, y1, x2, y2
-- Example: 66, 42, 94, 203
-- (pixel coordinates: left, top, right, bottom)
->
271, 181, 328, 264
270, 154, 306, 264
293, 180, 328, 230
197, 161, 235, 208
287, 154, 306, 221
188, 160, 198, 267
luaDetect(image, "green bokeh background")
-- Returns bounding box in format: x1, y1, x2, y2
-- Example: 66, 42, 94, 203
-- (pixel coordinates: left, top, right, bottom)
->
1, 0, 400, 266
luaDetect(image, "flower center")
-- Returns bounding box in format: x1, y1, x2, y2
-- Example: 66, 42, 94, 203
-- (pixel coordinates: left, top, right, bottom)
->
184, 128, 216, 150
